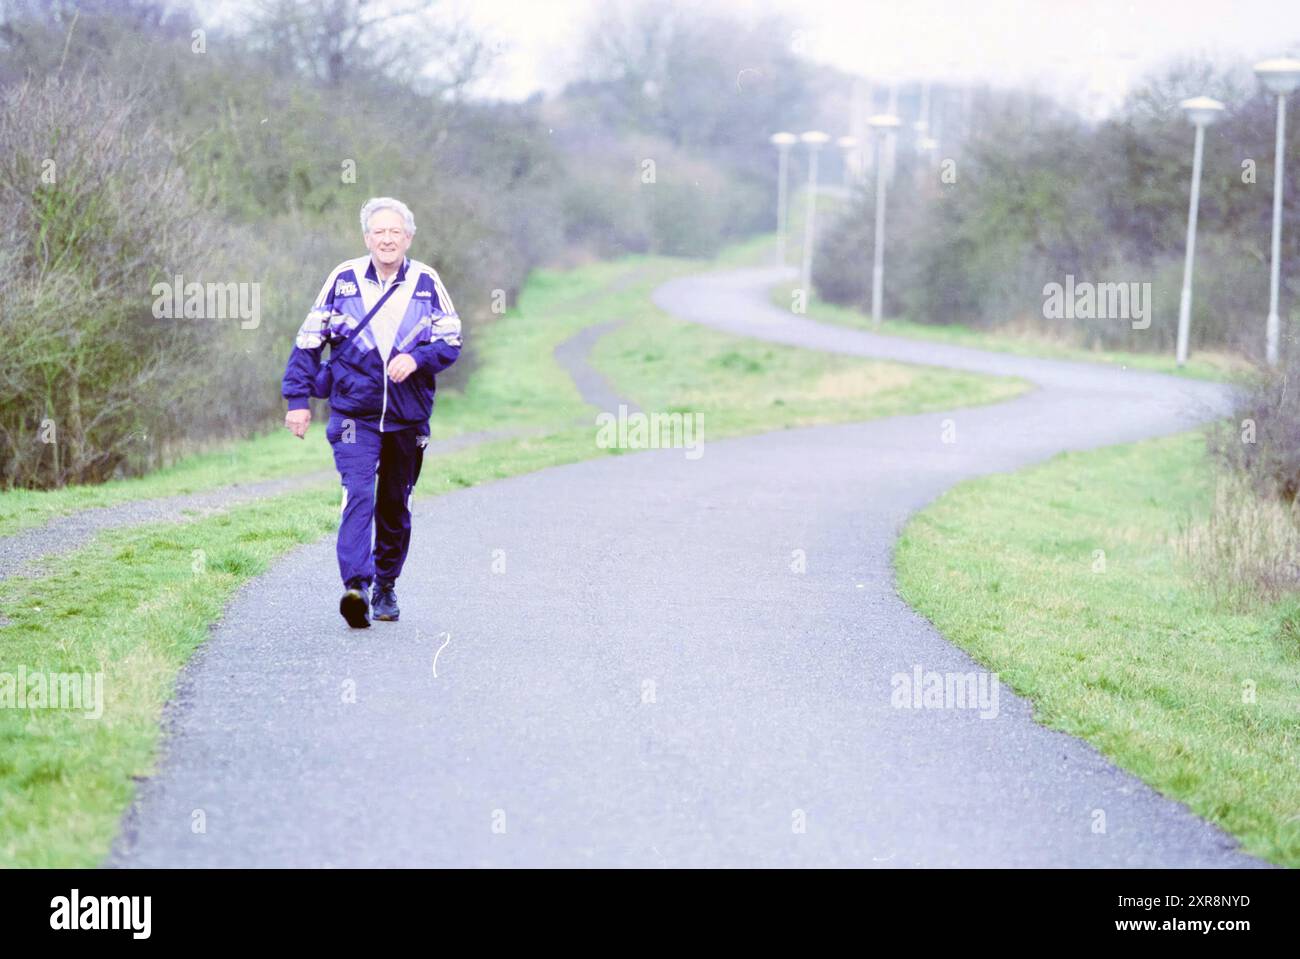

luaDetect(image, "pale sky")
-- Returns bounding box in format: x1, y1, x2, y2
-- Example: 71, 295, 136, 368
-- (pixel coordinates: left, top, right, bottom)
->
455, 0, 1300, 114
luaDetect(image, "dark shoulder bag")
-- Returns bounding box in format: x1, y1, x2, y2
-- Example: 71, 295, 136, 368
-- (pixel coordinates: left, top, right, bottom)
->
310, 282, 402, 399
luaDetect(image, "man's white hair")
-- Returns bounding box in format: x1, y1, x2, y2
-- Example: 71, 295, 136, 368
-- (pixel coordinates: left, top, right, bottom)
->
360, 197, 417, 236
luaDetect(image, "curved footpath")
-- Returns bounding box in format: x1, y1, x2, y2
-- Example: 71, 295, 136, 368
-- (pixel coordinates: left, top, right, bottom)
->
110, 266, 1263, 868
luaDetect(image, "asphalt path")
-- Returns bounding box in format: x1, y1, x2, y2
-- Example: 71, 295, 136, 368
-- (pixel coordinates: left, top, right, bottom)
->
110, 266, 1263, 867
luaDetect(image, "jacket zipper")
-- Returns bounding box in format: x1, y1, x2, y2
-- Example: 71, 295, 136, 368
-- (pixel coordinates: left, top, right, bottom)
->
373, 258, 412, 432
377, 272, 393, 431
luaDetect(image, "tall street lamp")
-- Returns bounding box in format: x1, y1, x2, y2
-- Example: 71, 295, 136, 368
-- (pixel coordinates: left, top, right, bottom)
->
915, 79, 931, 136
799, 130, 830, 296
884, 81, 899, 183
1254, 57, 1300, 366
770, 132, 797, 267
1175, 96, 1224, 368
868, 113, 901, 326
837, 135, 859, 187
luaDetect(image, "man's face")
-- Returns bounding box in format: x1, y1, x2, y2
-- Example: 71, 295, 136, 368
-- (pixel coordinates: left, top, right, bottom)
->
365, 208, 412, 270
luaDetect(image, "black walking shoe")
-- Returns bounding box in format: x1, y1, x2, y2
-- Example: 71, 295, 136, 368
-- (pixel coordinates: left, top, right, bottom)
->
372, 582, 400, 621
339, 587, 371, 629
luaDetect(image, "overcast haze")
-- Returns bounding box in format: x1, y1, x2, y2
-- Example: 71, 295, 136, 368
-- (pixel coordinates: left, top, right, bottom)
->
459, 0, 1300, 114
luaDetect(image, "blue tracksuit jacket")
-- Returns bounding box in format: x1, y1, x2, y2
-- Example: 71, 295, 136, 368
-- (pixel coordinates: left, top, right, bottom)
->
281, 255, 461, 430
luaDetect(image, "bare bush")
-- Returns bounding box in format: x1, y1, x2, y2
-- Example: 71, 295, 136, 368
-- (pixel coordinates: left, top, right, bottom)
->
1210, 352, 1300, 503
0, 75, 221, 487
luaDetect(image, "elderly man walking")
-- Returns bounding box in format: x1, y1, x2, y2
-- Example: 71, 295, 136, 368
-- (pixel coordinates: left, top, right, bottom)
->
282, 197, 462, 628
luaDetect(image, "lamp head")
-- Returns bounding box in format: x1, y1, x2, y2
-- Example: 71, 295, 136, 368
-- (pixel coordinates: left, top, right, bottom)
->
1179, 96, 1225, 126
1254, 57, 1300, 96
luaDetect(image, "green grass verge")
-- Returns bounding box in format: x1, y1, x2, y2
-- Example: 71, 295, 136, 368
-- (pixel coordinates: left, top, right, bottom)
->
895, 431, 1300, 867
0, 430, 336, 539
768, 280, 1251, 383
0, 244, 1026, 867
593, 294, 1024, 438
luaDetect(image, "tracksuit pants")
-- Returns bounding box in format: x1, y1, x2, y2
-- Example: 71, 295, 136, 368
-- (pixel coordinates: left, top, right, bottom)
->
326, 413, 426, 591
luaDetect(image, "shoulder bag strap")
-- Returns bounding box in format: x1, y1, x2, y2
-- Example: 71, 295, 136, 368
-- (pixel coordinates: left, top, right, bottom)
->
328, 279, 403, 356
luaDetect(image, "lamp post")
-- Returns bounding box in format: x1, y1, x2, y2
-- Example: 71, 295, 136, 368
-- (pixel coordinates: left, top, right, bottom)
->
868, 113, 901, 326
915, 79, 931, 136
885, 81, 899, 183
770, 132, 797, 267
1175, 96, 1224, 368
1254, 57, 1300, 366
837, 135, 859, 187
799, 130, 830, 296
915, 134, 939, 193
850, 78, 869, 177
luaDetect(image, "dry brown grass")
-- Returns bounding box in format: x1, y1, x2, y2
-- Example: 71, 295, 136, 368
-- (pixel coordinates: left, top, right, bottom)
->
807, 365, 913, 399
1179, 471, 1300, 607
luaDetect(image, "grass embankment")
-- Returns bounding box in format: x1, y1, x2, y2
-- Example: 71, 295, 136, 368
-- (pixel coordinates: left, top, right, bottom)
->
767, 279, 1250, 383
0, 431, 336, 539
0, 245, 1026, 867
895, 432, 1300, 867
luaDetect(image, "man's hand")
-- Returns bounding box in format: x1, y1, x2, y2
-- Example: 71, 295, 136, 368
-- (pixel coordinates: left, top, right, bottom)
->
285, 408, 311, 439
387, 353, 418, 383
